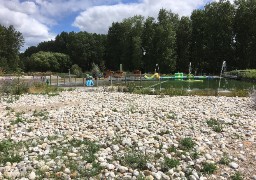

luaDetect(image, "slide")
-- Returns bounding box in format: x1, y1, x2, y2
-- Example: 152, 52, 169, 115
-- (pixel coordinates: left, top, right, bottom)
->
144, 73, 160, 80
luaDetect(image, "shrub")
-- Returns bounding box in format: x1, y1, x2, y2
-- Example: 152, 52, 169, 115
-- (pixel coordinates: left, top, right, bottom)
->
179, 137, 195, 151
119, 150, 148, 170
201, 162, 217, 174
0, 79, 29, 95
231, 172, 243, 180
161, 157, 180, 172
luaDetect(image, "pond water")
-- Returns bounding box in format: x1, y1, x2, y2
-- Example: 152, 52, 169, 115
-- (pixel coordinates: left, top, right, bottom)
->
136, 79, 255, 91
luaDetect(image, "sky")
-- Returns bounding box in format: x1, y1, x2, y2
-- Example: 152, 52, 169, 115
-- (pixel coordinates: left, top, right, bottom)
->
0, 0, 232, 51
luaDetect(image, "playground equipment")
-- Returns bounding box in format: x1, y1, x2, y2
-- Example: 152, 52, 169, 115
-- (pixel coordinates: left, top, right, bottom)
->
144, 73, 160, 80
144, 72, 207, 80
86, 78, 94, 86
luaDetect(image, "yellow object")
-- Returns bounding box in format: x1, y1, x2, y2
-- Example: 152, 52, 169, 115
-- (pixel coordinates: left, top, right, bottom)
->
144, 73, 160, 80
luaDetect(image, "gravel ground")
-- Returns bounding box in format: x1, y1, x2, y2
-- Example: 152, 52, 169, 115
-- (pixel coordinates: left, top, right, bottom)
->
0, 88, 255, 180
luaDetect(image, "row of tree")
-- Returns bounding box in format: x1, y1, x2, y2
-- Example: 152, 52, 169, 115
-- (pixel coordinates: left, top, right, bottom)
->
1, 0, 255, 74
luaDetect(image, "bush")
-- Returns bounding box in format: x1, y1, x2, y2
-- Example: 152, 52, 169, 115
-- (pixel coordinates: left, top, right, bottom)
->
179, 137, 195, 151
0, 79, 29, 95
161, 157, 180, 172
119, 150, 148, 170
71, 64, 82, 77
201, 162, 217, 174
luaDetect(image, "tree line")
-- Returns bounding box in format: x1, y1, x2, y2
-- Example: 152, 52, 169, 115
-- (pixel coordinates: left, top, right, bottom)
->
1, 0, 256, 75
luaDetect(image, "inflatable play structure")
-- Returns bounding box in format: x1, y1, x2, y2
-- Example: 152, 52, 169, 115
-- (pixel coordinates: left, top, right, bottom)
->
144, 73, 161, 80
86, 78, 94, 86
144, 72, 209, 81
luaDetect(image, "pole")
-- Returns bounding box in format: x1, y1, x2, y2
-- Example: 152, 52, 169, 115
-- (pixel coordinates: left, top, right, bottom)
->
57, 75, 59, 86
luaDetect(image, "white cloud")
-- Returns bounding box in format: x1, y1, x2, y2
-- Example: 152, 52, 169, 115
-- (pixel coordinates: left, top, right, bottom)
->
0, 0, 55, 51
73, 0, 210, 34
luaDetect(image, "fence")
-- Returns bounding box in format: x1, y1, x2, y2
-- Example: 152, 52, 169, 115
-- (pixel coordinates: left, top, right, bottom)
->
0, 73, 145, 87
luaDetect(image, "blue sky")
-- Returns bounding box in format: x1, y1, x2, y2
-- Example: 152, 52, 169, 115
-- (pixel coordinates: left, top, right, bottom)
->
0, 0, 227, 50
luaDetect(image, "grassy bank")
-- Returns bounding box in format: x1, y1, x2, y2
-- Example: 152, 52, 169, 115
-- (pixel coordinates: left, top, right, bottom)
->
226, 69, 256, 81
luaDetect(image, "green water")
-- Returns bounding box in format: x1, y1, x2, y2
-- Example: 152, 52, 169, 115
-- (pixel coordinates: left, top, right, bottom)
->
136, 79, 255, 90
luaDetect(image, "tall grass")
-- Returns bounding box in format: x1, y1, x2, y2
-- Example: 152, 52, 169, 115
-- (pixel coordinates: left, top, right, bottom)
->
0, 79, 61, 95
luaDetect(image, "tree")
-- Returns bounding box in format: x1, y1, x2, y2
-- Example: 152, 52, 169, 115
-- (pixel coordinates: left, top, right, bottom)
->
154, 9, 178, 73
176, 16, 192, 73
28, 51, 71, 72
234, 0, 256, 69
0, 25, 24, 72
204, 0, 235, 73
141, 17, 157, 73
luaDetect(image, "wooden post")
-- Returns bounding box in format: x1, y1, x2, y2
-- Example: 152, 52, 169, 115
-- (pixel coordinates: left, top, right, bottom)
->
96, 78, 98, 87
57, 75, 59, 86
140, 72, 142, 87
64, 76, 65, 85
50, 75, 52, 85
83, 77, 85, 86
75, 77, 76, 86
110, 75, 112, 86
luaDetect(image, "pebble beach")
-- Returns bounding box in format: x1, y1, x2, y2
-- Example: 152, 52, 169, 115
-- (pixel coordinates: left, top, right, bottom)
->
0, 88, 255, 180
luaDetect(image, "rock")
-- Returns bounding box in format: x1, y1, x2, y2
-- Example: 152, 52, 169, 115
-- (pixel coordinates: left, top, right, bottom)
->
205, 153, 212, 160
229, 162, 239, 169
122, 138, 132, 146
144, 170, 152, 176
28, 171, 36, 180
107, 164, 115, 170
64, 168, 71, 174
152, 172, 162, 180
189, 175, 197, 180
145, 175, 154, 180
118, 166, 128, 173
133, 170, 139, 176
112, 145, 120, 152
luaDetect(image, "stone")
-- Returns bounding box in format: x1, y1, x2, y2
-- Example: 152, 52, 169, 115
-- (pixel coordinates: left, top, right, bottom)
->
28, 171, 36, 180
118, 166, 128, 173
152, 172, 162, 180
107, 164, 115, 170
189, 175, 197, 180
229, 162, 239, 169
64, 168, 71, 174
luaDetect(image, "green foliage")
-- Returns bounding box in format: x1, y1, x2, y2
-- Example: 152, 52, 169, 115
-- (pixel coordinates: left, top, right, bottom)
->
201, 162, 217, 174
19, 0, 256, 73
0, 25, 24, 72
119, 150, 148, 170
206, 118, 224, 132
0, 139, 22, 164
33, 110, 49, 120
161, 157, 180, 172
219, 153, 230, 165
206, 118, 219, 127
167, 145, 177, 153
0, 79, 29, 95
231, 172, 243, 180
179, 137, 195, 151
91, 63, 101, 78
70, 64, 82, 77
28, 51, 71, 72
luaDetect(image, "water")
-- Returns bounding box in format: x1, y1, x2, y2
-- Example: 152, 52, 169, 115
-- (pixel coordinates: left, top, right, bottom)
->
137, 79, 254, 91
